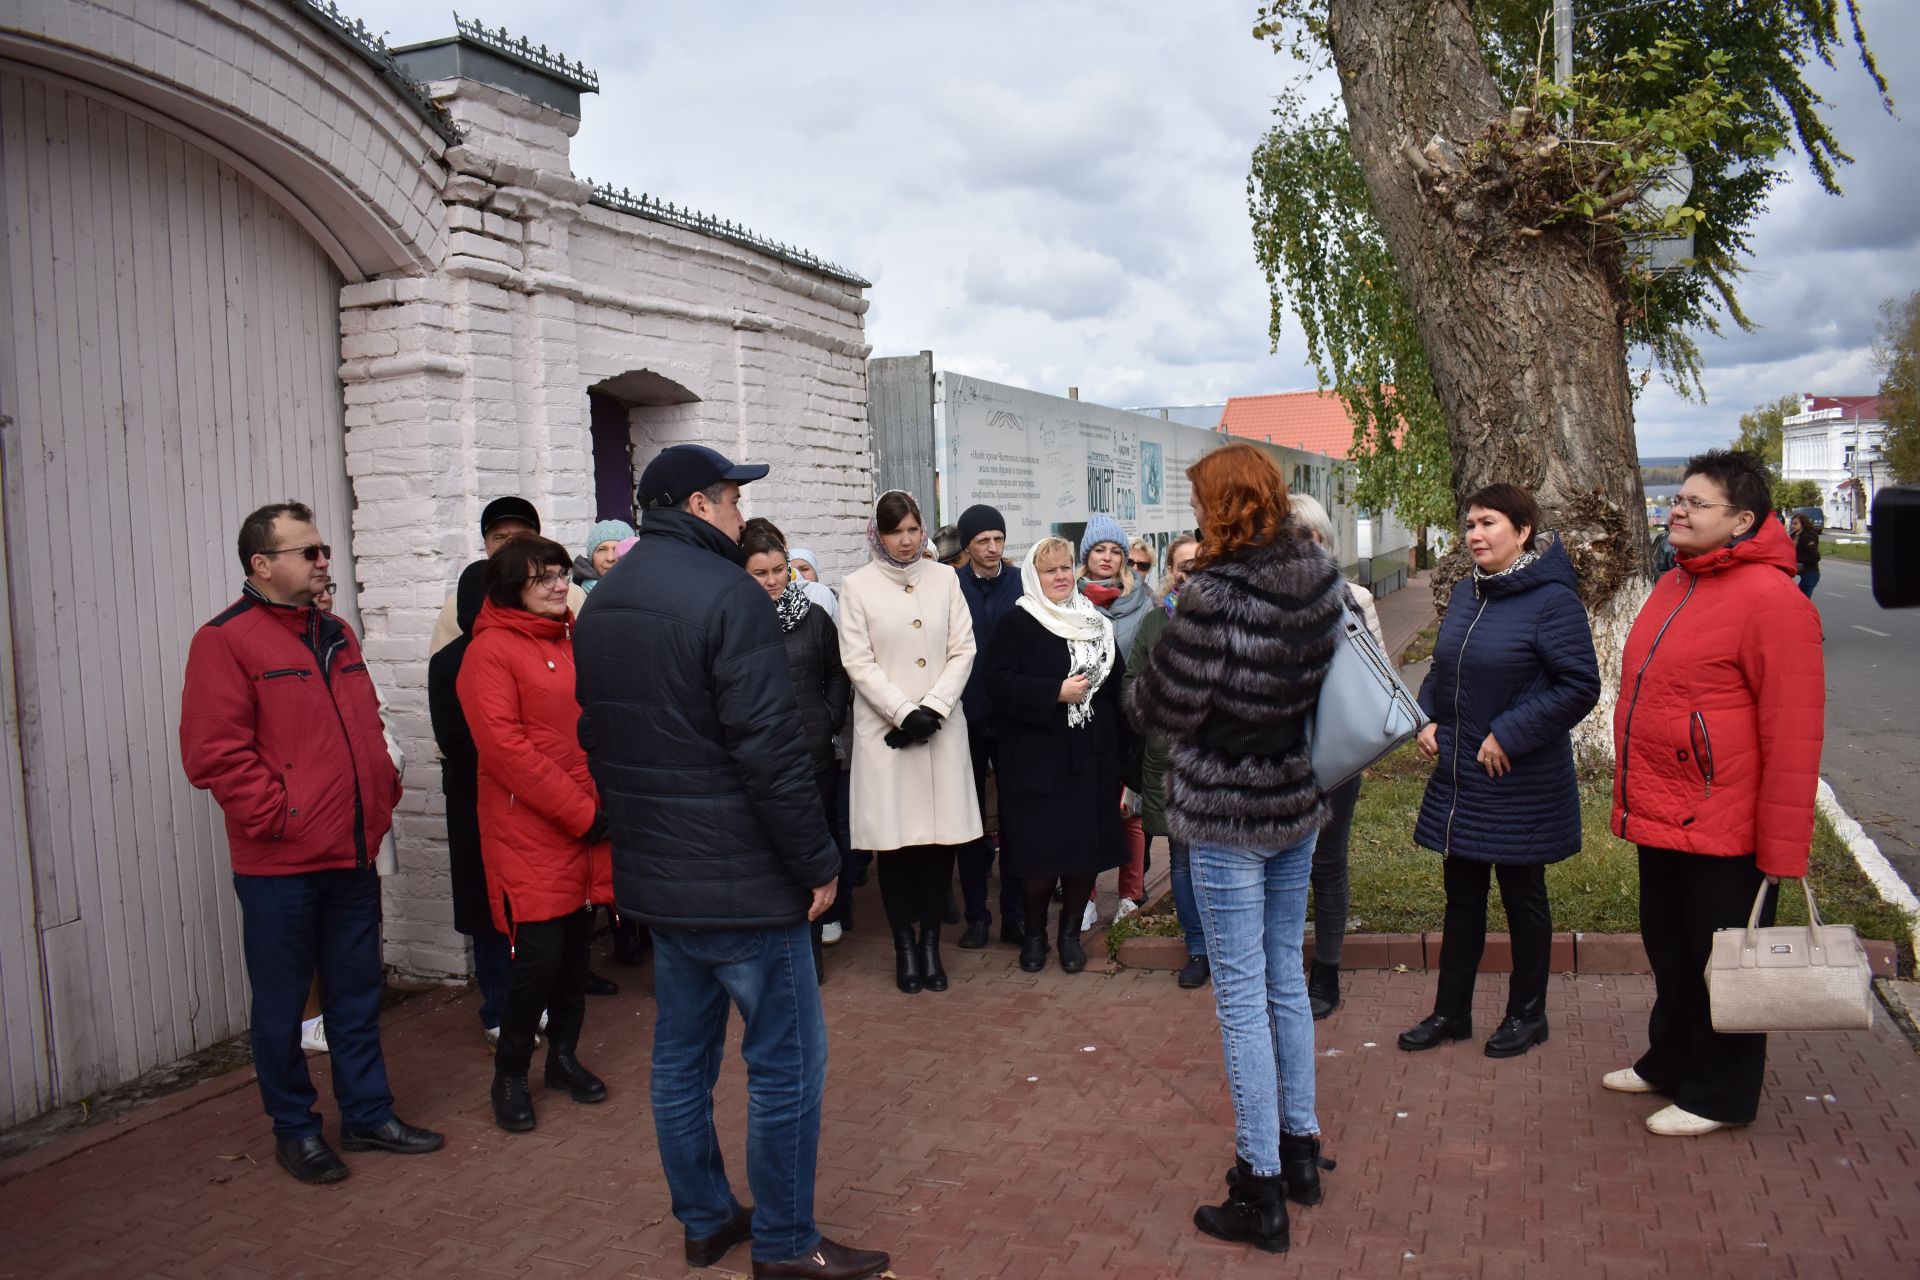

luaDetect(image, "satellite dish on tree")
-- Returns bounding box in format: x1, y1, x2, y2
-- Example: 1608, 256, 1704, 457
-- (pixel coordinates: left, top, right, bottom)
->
1629, 158, 1695, 275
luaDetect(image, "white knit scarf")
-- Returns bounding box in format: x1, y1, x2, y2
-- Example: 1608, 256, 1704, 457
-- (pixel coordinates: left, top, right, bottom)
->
1014, 542, 1115, 729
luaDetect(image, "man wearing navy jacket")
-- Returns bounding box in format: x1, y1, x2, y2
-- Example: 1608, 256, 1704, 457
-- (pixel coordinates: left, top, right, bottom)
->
180, 502, 442, 1184
951, 504, 1027, 949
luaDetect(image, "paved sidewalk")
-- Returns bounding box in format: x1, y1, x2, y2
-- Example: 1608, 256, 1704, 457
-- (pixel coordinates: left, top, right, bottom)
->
1375, 570, 1437, 667
2, 891, 1915, 1280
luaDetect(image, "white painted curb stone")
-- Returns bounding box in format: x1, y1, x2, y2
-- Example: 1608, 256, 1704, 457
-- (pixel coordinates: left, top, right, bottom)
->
1818, 778, 1920, 962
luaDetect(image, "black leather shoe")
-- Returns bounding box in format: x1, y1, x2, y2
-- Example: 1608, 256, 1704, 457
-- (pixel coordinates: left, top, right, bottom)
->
585, 970, 619, 997
892, 931, 924, 994
339, 1115, 445, 1154
545, 1044, 609, 1103
1056, 923, 1087, 974
1485, 1009, 1550, 1058
491, 1073, 536, 1132
752, 1236, 891, 1279
1019, 931, 1049, 972
275, 1133, 349, 1184
1308, 959, 1340, 1020
958, 919, 990, 950
685, 1203, 753, 1268
918, 929, 948, 992
1194, 1163, 1289, 1253
1397, 1013, 1473, 1052
1279, 1132, 1336, 1205
1177, 954, 1211, 989
1000, 919, 1027, 946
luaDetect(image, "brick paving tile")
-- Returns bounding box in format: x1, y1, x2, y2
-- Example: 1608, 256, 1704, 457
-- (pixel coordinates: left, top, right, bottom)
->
1, 896, 1917, 1280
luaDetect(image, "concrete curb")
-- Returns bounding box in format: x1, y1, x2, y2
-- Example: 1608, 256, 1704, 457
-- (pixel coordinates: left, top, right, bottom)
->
1818, 777, 1920, 961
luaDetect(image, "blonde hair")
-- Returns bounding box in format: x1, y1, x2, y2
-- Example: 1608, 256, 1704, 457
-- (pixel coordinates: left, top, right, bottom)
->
1159, 533, 1198, 597
1287, 493, 1338, 558
1030, 536, 1076, 575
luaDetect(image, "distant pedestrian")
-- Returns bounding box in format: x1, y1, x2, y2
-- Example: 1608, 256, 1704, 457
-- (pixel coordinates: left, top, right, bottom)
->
1401, 484, 1599, 1060
576, 446, 885, 1279
1608, 449, 1824, 1137
180, 502, 443, 1185
985, 538, 1130, 974
1128, 444, 1346, 1252
1789, 513, 1821, 598
574, 517, 636, 593
839, 491, 983, 996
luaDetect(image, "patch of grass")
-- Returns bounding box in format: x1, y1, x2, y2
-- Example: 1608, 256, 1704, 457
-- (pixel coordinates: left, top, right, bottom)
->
1399, 627, 1438, 667
1819, 537, 1871, 563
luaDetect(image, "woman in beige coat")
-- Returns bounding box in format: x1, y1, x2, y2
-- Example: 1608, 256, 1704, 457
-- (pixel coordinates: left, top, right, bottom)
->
840, 491, 984, 995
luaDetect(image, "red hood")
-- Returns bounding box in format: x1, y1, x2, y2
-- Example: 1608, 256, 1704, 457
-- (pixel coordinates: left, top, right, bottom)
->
472, 598, 573, 640
1675, 514, 1797, 577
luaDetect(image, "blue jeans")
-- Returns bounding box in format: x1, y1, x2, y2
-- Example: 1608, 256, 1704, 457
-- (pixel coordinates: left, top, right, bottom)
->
472, 925, 512, 1031
1167, 839, 1206, 958
232, 867, 394, 1138
1189, 833, 1319, 1175
651, 924, 828, 1262
1797, 567, 1819, 598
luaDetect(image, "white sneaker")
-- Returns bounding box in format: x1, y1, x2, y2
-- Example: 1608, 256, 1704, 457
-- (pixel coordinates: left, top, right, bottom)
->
1080, 901, 1100, 932
821, 922, 843, 945
1646, 1104, 1733, 1137
1602, 1067, 1657, 1094
1113, 898, 1140, 922
483, 1015, 545, 1049
300, 1016, 328, 1054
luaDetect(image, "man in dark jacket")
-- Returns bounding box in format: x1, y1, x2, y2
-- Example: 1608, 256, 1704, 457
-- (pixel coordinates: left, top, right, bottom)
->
950, 504, 1027, 948
574, 446, 889, 1280
180, 502, 443, 1185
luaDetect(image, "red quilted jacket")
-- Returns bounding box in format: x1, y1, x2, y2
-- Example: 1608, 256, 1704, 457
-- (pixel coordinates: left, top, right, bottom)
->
1610, 518, 1825, 876
457, 601, 613, 936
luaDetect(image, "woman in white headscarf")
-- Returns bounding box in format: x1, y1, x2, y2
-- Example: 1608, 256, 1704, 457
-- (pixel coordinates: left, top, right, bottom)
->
984, 536, 1133, 974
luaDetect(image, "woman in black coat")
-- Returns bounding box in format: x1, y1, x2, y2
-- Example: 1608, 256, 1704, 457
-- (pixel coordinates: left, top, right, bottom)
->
744, 526, 853, 970
985, 536, 1131, 974
1401, 484, 1601, 1059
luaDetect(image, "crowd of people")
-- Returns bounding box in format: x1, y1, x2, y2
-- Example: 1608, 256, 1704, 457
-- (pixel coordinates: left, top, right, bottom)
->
177, 441, 1823, 1272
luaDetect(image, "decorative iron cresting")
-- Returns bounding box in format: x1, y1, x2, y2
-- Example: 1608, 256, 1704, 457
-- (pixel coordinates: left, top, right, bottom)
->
452, 12, 600, 92
586, 184, 872, 289
291, 0, 464, 144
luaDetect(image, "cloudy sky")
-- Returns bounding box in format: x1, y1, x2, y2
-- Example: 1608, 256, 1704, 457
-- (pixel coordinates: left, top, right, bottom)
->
383, 0, 1916, 457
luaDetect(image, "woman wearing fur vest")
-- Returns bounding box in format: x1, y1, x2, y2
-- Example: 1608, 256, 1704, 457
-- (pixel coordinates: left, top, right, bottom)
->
839, 491, 983, 995
1127, 443, 1347, 1255
1400, 485, 1600, 1062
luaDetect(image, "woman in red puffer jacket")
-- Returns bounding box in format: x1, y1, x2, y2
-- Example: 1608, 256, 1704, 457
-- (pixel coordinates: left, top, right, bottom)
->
1606, 450, 1825, 1138
458, 535, 615, 1134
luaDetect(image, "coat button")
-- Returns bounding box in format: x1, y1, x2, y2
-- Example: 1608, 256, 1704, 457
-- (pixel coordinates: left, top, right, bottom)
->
916, 658, 926, 667
905, 585, 915, 594
912, 619, 923, 629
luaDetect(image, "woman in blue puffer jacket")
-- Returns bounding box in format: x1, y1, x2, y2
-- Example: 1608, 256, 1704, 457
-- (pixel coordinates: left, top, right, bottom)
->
1399, 484, 1601, 1060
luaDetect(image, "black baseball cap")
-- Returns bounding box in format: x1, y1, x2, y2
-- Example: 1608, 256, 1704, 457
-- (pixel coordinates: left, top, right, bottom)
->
636, 445, 770, 510
480, 495, 541, 536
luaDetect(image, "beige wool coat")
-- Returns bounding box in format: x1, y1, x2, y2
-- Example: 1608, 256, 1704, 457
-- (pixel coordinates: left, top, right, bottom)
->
839, 556, 985, 853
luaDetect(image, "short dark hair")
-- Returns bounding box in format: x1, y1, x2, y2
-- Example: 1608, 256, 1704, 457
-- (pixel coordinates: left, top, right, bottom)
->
740, 524, 789, 561
674, 480, 735, 513
237, 501, 315, 575
1462, 483, 1541, 551
1683, 448, 1772, 522
483, 534, 572, 610
875, 490, 922, 534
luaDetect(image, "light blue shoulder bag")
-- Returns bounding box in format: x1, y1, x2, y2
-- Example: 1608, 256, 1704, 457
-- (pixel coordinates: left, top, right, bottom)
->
1306, 598, 1426, 791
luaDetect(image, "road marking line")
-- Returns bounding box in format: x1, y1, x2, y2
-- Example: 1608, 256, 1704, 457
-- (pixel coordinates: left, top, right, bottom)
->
1852, 625, 1891, 637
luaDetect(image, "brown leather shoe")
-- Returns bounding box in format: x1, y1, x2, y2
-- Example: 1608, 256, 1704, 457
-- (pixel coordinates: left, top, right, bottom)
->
751, 1236, 891, 1279
685, 1204, 752, 1267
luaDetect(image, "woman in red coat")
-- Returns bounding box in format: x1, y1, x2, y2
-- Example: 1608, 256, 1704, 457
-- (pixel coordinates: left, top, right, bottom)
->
458, 535, 615, 1133
1607, 449, 1825, 1137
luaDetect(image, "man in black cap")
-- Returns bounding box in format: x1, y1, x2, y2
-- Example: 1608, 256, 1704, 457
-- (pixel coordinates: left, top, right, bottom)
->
952, 503, 1026, 949
575, 445, 889, 1280
428, 496, 587, 655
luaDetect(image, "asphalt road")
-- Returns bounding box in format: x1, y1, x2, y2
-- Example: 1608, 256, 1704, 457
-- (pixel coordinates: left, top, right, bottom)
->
1812, 556, 1920, 895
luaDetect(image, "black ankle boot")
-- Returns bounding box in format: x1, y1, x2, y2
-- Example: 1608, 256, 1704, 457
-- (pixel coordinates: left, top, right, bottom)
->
1397, 1012, 1473, 1051
1019, 930, 1049, 972
1484, 997, 1549, 1058
1307, 959, 1341, 1020
893, 930, 924, 994
1195, 1160, 1289, 1253
1279, 1132, 1336, 1206
544, 1043, 608, 1103
491, 1071, 535, 1132
918, 927, 948, 992
1056, 918, 1087, 974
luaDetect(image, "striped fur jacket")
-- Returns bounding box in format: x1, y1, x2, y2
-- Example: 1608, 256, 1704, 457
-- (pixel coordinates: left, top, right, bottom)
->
1126, 529, 1346, 852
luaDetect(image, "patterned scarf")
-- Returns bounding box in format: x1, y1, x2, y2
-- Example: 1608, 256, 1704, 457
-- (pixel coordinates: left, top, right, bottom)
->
1015, 544, 1115, 730
1163, 588, 1179, 617
774, 579, 811, 633
865, 490, 928, 569
1472, 547, 1540, 583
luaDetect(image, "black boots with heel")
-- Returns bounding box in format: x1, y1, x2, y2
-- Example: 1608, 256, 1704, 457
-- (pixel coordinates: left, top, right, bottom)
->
1196, 1157, 1289, 1253
918, 927, 948, 992
892, 931, 924, 994
1279, 1133, 1335, 1206
1307, 959, 1340, 1019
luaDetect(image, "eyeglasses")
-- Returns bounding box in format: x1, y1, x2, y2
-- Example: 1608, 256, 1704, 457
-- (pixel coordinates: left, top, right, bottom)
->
1672, 496, 1740, 513
528, 569, 571, 589
259, 544, 331, 562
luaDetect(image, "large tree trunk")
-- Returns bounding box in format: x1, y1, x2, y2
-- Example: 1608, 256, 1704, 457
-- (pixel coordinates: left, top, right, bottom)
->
1327, 0, 1650, 760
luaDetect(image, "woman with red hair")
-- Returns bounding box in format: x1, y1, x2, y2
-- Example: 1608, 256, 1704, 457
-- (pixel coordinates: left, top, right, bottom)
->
1127, 443, 1347, 1254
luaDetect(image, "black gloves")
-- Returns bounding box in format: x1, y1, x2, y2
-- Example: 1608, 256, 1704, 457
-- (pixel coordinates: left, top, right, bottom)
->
583, 811, 610, 843
884, 726, 915, 750
902, 707, 943, 742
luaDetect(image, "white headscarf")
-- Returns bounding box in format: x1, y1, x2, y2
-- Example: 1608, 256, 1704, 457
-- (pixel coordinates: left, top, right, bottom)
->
1014, 541, 1115, 729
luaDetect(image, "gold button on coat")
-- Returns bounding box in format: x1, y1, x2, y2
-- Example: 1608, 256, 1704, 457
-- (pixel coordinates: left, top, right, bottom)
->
916, 658, 926, 667
904, 585, 915, 593
911, 619, 923, 629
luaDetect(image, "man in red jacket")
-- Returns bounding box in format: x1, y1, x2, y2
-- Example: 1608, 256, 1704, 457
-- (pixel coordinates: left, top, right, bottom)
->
180, 502, 443, 1184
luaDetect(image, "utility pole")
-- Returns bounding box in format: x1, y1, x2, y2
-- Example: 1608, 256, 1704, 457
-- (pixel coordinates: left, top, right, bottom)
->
1555, 0, 1574, 108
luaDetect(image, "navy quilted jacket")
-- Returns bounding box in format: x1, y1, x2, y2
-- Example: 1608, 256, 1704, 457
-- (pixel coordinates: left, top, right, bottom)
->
1413, 539, 1601, 864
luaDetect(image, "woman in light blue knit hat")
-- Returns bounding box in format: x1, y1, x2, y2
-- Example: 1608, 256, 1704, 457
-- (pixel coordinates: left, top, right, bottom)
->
574, 519, 636, 593
1076, 513, 1155, 929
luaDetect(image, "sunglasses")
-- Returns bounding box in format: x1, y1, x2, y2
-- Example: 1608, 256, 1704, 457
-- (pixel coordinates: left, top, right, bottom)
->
259, 544, 331, 562
1130, 559, 1152, 573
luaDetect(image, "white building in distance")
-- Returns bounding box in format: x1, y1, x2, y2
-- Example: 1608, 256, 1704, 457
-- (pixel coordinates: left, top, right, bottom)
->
1781, 394, 1890, 530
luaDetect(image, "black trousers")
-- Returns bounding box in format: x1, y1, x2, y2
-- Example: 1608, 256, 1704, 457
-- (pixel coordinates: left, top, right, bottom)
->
958, 732, 1023, 927
1433, 857, 1552, 1019
877, 844, 960, 935
1635, 846, 1777, 1123
1309, 775, 1363, 964
495, 908, 593, 1075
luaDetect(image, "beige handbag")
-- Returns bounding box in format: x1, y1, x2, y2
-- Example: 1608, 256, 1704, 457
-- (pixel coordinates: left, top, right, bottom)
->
1706, 877, 1875, 1033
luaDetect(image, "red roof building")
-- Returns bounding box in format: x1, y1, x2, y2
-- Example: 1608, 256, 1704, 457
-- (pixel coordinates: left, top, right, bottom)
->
1217, 390, 1360, 458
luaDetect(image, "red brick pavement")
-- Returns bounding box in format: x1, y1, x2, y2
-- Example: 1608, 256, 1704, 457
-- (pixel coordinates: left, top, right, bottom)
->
2, 890, 1916, 1280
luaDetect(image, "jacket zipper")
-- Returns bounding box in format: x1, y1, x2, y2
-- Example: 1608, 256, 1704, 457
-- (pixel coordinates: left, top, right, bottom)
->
310, 622, 369, 870
1689, 711, 1715, 798
1443, 594, 1490, 854
1617, 575, 1697, 828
